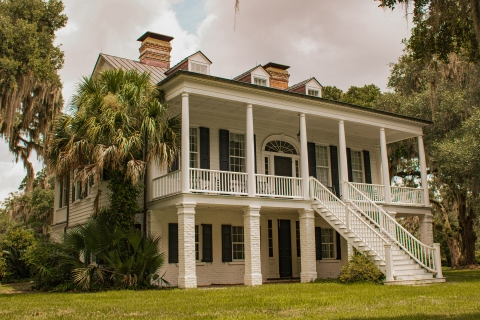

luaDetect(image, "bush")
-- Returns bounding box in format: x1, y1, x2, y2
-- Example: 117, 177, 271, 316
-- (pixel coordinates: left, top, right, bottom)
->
0, 227, 37, 281
339, 252, 385, 284
23, 239, 76, 291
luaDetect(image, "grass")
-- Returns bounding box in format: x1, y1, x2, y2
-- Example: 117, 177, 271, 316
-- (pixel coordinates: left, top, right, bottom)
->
1, 268, 480, 319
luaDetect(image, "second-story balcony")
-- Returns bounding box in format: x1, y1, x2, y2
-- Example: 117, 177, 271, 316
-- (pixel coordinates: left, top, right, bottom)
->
152, 169, 426, 206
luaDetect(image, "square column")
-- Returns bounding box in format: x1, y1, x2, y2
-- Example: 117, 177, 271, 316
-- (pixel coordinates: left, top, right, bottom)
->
299, 113, 310, 200
419, 213, 434, 246
243, 205, 262, 285
379, 128, 392, 204
418, 135, 430, 206
176, 202, 197, 288
181, 93, 190, 193
338, 120, 348, 198
246, 104, 256, 197
298, 208, 317, 282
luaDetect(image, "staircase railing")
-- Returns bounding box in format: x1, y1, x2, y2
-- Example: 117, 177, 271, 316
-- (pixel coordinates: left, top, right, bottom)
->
346, 181, 437, 273
310, 178, 389, 261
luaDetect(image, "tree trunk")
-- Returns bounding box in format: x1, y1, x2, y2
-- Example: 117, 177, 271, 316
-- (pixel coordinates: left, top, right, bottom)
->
456, 191, 477, 265
470, 0, 480, 52
143, 139, 148, 235
441, 211, 462, 268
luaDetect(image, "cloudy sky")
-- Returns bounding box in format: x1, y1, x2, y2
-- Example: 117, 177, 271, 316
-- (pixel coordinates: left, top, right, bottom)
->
0, 0, 412, 202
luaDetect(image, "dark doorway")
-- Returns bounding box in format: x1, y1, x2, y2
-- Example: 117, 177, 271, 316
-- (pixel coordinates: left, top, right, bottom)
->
274, 156, 293, 177
278, 219, 292, 278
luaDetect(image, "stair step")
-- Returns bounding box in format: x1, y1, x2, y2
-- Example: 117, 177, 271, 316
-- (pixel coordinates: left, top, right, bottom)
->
394, 274, 434, 281
393, 259, 416, 266
393, 264, 421, 271
394, 268, 428, 276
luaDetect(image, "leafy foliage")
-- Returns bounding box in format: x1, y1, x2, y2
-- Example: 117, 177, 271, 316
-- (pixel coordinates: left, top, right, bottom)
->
0, 227, 37, 281
0, 0, 67, 190
339, 252, 385, 284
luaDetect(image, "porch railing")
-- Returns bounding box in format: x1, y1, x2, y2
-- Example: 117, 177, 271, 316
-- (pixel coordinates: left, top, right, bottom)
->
255, 174, 303, 199
152, 170, 181, 199
190, 168, 248, 195
349, 182, 385, 203
391, 186, 424, 206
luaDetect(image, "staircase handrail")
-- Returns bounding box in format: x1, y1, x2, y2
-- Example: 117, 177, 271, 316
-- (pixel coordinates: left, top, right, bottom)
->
310, 178, 389, 261
346, 181, 437, 273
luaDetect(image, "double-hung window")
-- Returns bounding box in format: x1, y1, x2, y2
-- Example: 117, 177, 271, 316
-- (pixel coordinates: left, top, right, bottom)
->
190, 127, 199, 168
195, 225, 200, 261
307, 89, 319, 97
59, 177, 68, 208
351, 150, 364, 183
321, 228, 335, 259
316, 145, 330, 186
232, 226, 245, 260
191, 62, 207, 74
229, 133, 245, 172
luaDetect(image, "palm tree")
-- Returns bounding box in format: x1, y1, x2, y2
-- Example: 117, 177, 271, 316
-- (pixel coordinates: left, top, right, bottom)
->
48, 69, 180, 232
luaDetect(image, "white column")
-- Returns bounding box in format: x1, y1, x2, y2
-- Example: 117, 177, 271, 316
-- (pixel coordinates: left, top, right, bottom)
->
433, 243, 444, 278
418, 135, 430, 206
419, 213, 434, 246
246, 104, 256, 197
299, 113, 310, 200
243, 205, 262, 286
384, 244, 394, 282
299, 208, 317, 282
379, 128, 392, 204
181, 93, 190, 194
338, 120, 348, 199
176, 202, 197, 288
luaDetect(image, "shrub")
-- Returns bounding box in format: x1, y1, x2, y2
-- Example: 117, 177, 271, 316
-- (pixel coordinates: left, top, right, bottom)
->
339, 252, 385, 284
23, 239, 76, 291
0, 227, 37, 281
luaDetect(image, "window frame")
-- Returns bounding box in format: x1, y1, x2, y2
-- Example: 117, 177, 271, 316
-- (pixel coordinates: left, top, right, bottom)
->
253, 76, 268, 87
231, 226, 245, 260
190, 127, 199, 169
189, 61, 209, 75
307, 88, 319, 97
229, 132, 246, 173
195, 225, 200, 261
321, 228, 335, 259
350, 149, 364, 183
315, 144, 331, 187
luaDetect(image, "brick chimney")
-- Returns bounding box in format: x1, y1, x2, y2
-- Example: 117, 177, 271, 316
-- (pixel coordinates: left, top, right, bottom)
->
263, 62, 290, 89
137, 31, 174, 68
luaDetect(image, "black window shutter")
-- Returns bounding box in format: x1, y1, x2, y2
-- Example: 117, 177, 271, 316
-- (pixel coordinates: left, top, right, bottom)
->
346, 148, 353, 182
219, 129, 230, 171
202, 224, 213, 262
329, 146, 340, 197
363, 150, 372, 184
168, 223, 178, 264
170, 156, 179, 172
307, 142, 317, 178
336, 231, 342, 260
221, 225, 232, 262
254, 134, 257, 173
315, 227, 322, 260
199, 127, 210, 169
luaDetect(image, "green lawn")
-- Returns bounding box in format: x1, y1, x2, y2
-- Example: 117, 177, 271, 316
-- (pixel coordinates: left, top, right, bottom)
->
1, 269, 480, 319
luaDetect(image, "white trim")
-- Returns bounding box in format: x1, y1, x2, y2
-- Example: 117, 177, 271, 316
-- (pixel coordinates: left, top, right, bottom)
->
261, 134, 301, 177
315, 144, 331, 187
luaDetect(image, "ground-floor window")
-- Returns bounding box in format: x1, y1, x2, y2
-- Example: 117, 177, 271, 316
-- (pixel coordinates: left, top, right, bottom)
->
268, 220, 273, 257
195, 225, 200, 261
296, 221, 301, 257
232, 226, 245, 260
321, 228, 335, 259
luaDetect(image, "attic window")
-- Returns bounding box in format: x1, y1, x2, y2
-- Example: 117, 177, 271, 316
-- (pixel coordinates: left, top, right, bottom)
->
254, 77, 267, 87
191, 62, 207, 74
308, 89, 319, 97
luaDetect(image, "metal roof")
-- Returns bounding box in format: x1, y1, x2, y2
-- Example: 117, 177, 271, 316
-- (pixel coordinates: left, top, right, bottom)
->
98, 54, 167, 83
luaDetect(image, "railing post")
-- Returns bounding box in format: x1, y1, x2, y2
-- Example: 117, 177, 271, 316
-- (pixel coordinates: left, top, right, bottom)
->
181, 92, 190, 194
299, 113, 310, 200
345, 202, 350, 230
418, 135, 430, 206
338, 120, 349, 199
246, 104, 256, 197
379, 128, 392, 204
384, 244, 394, 282
433, 243, 444, 278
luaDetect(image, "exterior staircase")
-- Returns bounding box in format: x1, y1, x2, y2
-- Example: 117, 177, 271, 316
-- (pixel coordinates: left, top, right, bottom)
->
310, 178, 446, 285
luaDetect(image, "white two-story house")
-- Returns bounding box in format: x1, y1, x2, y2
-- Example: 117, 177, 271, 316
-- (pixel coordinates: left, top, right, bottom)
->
52, 31, 445, 287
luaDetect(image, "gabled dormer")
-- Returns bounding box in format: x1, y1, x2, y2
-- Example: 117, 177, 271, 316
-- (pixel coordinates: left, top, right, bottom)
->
287, 77, 323, 97
233, 65, 271, 87
165, 51, 212, 76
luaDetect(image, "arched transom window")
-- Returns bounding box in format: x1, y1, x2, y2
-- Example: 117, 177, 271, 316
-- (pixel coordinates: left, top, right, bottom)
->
264, 140, 298, 154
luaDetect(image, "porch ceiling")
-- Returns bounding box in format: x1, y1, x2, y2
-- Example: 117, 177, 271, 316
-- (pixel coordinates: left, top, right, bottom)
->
168, 94, 419, 144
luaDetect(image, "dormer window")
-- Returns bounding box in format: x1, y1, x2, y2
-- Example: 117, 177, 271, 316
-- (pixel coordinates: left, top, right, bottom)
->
308, 89, 319, 97
191, 62, 208, 74
254, 77, 267, 86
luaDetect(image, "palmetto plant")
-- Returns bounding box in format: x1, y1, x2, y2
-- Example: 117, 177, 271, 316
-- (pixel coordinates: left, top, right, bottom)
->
63, 211, 164, 290
48, 69, 180, 230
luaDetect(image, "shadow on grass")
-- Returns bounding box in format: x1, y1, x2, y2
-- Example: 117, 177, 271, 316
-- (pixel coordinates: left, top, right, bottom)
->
443, 268, 480, 283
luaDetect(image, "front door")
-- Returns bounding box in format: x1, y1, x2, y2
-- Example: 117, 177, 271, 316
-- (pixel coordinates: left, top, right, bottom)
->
274, 156, 293, 177
278, 219, 292, 278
